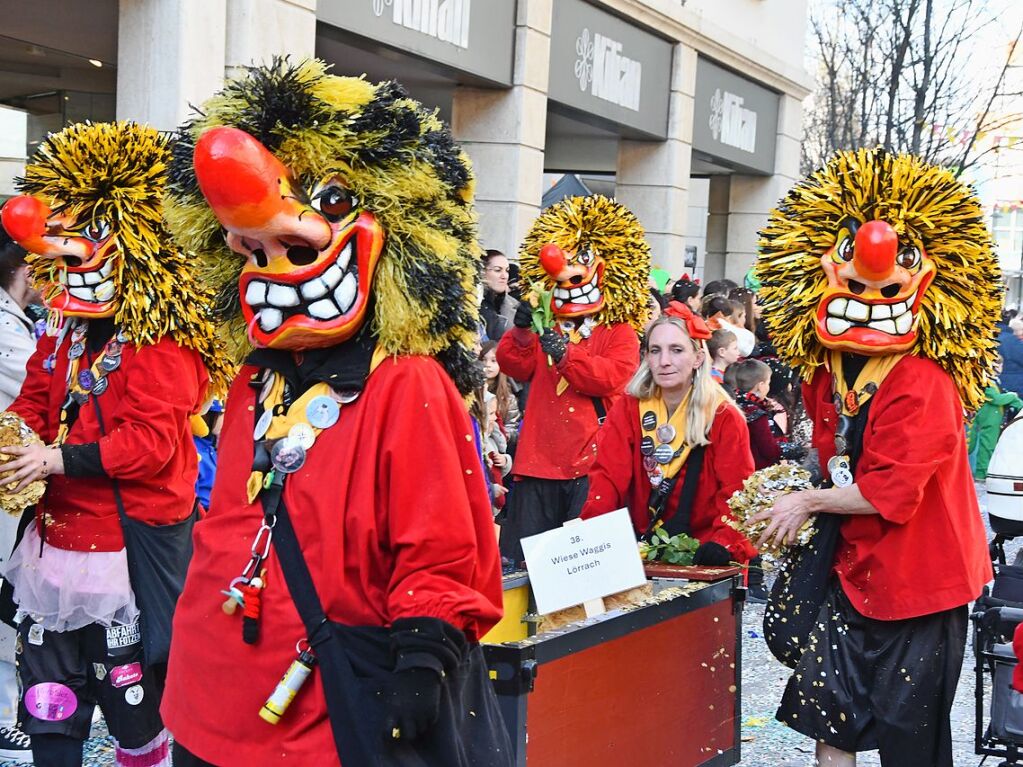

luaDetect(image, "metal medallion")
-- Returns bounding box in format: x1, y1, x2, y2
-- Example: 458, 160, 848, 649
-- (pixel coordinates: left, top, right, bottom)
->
253, 409, 274, 441
641, 410, 657, 431
71, 389, 90, 405
71, 325, 86, 343
259, 375, 274, 404
653, 443, 675, 465
92, 376, 109, 396
78, 370, 96, 391
834, 434, 848, 456
827, 455, 854, 488
306, 396, 340, 430
288, 422, 316, 450
116, 330, 130, 344
68, 342, 84, 360
640, 436, 655, 456
270, 438, 307, 474
104, 340, 123, 358
655, 424, 677, 444
332, 389, 361, 405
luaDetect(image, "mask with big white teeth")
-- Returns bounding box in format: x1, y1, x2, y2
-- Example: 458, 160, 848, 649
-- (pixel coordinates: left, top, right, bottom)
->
192, 126, 385, 351
0, 195, 119, 319
814, 217, 936, 355
539, 243, 606, 319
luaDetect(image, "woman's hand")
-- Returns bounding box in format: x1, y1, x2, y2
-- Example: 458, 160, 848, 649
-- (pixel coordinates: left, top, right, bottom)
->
0, 445, 64, 493
752, 489, 817, 550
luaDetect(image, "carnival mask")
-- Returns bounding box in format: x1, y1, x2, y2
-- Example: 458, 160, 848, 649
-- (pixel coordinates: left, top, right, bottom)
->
815, 217, 935, 355
192, 126, 384, 350
537, 242, 605, 319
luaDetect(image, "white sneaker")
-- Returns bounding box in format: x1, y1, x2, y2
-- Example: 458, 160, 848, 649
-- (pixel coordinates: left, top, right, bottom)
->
0, 724, 32, 762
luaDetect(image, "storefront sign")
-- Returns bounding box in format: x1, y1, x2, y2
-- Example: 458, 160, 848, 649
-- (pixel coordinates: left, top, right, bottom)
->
692, 57, 779, 175
521, 508, 647, 615
318, 0, 515, 85
549, 0, 671, 138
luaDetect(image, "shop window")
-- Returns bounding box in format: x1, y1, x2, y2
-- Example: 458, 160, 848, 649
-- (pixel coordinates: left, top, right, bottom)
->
993, 207, 1023, 271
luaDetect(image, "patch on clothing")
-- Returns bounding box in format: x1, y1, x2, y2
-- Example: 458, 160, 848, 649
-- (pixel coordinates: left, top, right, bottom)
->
110, 663, 142, 689
24, 682, 77, 721
93, 663, 107, 681
27, 624, 44, 646
124, 685, 144, 706
105, 622, 141, 651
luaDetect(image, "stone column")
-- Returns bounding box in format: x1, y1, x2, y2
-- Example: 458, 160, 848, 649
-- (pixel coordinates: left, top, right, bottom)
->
703, 175, 730, 283
451, 0, 552, 257
116, 0, 228, 131
615, 42, 696, 278
225, 0, 317, 78
723, 93, 803, 282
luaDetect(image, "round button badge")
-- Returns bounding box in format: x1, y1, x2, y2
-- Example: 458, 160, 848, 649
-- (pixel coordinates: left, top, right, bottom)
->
655, 424, 676, 444
306, 396, 340, 429
641, 410, 657, 431
653, 443, 675, 465
288, 422, 316, 450
639, 436, 655, 456
270, 438, 307, 474
253, 409, 274, 441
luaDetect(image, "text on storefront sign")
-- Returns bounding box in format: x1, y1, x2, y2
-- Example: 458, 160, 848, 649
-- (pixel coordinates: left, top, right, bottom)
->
372, 0, 471, 49
711, 88, 757, 154
575, 28, 642, 112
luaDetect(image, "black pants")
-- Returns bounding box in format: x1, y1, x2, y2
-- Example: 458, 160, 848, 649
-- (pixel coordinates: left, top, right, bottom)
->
776, 583, 967, 766
498, 475, 588, 564
172, 741, 216, 766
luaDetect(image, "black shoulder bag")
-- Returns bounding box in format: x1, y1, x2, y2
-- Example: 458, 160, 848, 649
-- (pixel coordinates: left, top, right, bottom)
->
261, 473, 513, 767
92, 393, 198, 667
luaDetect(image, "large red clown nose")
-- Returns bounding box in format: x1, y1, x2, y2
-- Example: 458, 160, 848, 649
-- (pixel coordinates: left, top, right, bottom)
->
539, 244, 567, 278
853, 220, 898, 281
1, 195, 52, 253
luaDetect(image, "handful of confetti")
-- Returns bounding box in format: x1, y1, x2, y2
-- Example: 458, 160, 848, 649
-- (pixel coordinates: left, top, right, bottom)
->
0, 412, 46, 515
725, 462, 814, 556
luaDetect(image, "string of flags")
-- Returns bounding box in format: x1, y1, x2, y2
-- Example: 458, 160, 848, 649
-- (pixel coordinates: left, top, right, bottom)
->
929, 122, 1023, 149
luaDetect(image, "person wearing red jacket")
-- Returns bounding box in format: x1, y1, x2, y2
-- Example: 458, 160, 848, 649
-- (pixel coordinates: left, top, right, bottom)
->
0, 122, 225, 767
754, 148, 1000, 767
496, 195, 650, 563
159, 61, 510, 767
581, 303, 756, 565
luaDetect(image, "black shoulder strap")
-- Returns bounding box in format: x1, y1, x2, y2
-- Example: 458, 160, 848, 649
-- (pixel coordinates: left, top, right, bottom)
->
591, 397, 607, 424
639, 445, 705, 541
260, 476, 377, 767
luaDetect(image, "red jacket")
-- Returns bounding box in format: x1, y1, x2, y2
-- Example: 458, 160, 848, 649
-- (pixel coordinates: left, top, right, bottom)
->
10, 332, 207, 551
496, 323, 638, 480
162, 355, 503, 766
805, 356, 992, 620
580, 394, 757, 562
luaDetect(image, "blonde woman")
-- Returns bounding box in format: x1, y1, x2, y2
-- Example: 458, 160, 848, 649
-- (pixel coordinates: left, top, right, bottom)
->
580, 302, 756, 564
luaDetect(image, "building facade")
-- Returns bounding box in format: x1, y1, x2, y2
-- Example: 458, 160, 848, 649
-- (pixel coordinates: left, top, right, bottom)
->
0, 0, 810, 282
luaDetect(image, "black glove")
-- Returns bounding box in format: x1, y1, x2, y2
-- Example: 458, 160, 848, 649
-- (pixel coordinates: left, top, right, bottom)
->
380, 617, 466, 743
693, 541, 732, 567
539, 329, 566, 362
513, 301, 534, 329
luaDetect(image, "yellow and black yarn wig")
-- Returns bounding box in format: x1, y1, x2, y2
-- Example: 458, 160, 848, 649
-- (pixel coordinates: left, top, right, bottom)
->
164, 58, 483, 394
520, 195, 651, 332
756, 147, 1002, 410
18, 121, 232, 392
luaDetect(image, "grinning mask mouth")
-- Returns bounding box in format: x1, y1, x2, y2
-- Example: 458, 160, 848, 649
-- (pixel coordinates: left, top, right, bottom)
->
539, 243, 605, 319
815, 218, 935, 355
0, 195, 118, 318
193, 126, 384, 350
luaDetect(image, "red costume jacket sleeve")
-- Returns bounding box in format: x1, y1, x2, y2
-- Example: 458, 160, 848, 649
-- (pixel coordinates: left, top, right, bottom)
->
703, 405, 757, 560
9, 334, 57, 437
379, 359, 503, 640
854, 365, 962, 525
1014, 622, 1023, 693
556, 323, 639, 398
97, 339, 208, 481
581, 393, 636, 517
496, 327, 539, 382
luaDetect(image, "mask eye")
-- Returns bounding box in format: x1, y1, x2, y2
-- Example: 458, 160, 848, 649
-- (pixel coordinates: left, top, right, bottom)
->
834, 235, 853, 262
896, 245, 921, 270
82, 220, 110, 242
311, 185, 358, 223
577, 247, 595, 267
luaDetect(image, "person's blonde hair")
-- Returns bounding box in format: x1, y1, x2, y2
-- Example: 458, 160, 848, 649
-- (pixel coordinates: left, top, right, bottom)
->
630, 315, 737, 446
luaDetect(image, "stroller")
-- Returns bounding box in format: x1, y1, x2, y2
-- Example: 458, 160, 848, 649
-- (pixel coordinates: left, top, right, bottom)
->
973, 414, 1023, 765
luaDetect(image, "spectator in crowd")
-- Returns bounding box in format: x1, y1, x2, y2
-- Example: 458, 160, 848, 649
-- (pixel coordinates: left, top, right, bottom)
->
646, 288, 669, 329
1002, 311, 1023, 397
703, 295, 755, 356
191, 400, 223, 512
479, 249, 521, 341
480, 341, 521, 447
580, 303, 756, 566
507, 261, 523, 301
967, 354, 1022, 480
670, 274, 702, 313
730, 358, 804, 469
481, 391, 513, 517
0, 227, 38, 762
708, 329, 739, 384
701, 278, 738, 299
729, 287, 758, 335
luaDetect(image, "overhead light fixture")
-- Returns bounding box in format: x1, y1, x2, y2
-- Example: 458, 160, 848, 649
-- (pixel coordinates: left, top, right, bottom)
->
88, 59, 102, 68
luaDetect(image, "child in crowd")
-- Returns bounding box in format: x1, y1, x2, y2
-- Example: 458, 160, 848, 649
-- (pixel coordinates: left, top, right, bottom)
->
480, 340, 521, 445
703, 295, 756, 356
482, 391, 513, 516
708, 328, 740, 384
968, 354, 1023, 480
731, 358, 803, 469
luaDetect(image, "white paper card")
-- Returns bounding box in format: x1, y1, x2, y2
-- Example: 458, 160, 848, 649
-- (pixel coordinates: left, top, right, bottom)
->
521, 508, 647, 615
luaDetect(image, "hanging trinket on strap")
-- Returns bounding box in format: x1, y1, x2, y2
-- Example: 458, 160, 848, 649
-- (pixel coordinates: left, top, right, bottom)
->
55, 324, 128, 445
826, 352, 906, 488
